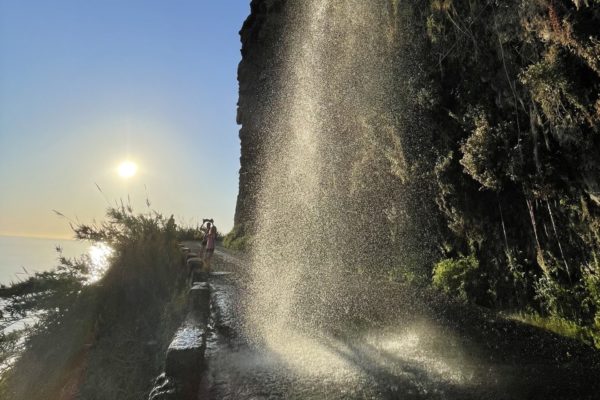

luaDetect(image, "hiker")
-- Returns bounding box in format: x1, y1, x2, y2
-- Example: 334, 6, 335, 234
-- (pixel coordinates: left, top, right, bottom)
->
187, 219, 213, 284
204, 224, 217, 270
201, 221, 213, 249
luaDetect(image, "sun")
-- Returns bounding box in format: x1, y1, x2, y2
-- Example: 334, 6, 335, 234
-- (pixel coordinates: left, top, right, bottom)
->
117, 161, 138, 178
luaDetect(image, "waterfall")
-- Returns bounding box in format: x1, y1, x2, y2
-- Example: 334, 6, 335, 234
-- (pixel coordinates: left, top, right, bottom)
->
244, 0, 435, 351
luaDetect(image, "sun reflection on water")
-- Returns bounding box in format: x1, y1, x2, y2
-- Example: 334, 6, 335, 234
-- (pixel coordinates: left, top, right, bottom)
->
87, 243, 113, 283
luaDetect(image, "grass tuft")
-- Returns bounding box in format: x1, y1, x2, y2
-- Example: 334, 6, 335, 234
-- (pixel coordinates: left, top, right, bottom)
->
510, 312, 600, 349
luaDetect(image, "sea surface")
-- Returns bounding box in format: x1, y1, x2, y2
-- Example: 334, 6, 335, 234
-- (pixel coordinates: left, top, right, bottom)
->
0, 236, 91, 285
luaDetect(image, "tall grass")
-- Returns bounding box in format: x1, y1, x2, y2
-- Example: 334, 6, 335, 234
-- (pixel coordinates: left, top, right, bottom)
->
0, 205, 189, 400
510, 312, 600, 349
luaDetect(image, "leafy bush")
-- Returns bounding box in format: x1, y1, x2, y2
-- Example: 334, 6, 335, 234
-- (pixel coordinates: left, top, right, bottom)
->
460, 111, 515, 191
432, 255, 479, 302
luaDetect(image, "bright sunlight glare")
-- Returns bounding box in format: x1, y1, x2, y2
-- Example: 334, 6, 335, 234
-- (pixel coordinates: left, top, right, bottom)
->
118, 161, 138, 179
87, 243, 113, 283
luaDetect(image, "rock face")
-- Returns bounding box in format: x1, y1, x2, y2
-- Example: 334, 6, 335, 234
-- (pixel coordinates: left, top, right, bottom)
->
234, 0, 288, 235
233, 0, 437, 274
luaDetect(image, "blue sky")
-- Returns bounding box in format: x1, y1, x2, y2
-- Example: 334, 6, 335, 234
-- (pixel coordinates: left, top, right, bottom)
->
0, 1, 250, 238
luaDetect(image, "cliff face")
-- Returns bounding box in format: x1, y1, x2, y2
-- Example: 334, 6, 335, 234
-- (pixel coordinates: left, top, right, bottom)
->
233, 0, 438, 277
234, 0, 600, 335
234, 0, 288, 234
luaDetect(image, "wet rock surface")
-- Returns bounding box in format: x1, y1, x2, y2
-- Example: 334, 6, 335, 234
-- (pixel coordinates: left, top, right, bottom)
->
148, 373, 179, 400
197, 250, 600, 400
148, 242, 212, 400
189, 283, 210, 314
165, 312, 206, 379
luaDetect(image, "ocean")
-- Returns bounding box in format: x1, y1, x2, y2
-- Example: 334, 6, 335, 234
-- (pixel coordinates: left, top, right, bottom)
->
0, 236, 91, 285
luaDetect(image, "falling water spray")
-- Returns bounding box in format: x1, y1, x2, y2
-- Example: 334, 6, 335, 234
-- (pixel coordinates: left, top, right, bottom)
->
242, 0, 437, 361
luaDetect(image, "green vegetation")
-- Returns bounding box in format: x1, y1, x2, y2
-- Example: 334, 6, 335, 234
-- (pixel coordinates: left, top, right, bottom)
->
412, 0, 600, 343
222, 224, 253, 251
0, 206, 189, 400
232, 0, 600, 348
176, 225, 204, 241
510, 312, 600, 349
432, 255, 479, 302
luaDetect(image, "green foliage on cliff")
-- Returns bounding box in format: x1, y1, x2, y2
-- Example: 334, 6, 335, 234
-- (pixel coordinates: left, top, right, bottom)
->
432, 255, 479, 302
222, 224, 253, 251
0, 206, 189, 400
233, 0, 600, 347
511, 312, 600, 348
414, 0, 600, 340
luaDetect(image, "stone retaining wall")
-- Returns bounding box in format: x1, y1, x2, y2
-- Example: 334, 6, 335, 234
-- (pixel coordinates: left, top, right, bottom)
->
148, 250, 211, 400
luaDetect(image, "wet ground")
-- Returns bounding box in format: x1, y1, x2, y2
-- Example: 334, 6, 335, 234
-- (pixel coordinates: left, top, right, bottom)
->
191, 246, 600, 400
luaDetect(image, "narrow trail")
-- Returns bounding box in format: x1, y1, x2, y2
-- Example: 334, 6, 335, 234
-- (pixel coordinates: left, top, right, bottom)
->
193, 246, 600, 400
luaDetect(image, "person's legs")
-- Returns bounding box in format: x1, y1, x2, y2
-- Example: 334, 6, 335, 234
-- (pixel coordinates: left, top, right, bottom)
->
203, 248, 214, 271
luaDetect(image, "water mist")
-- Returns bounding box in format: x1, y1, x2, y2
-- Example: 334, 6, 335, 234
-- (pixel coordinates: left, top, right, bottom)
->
244, 0, 436, 359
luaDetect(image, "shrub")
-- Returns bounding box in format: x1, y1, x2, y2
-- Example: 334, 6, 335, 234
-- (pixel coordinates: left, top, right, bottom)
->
0, 206, 188, 400
432, 254, 479, 302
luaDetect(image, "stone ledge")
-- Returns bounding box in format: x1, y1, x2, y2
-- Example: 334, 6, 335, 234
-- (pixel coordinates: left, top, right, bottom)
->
165, 312, 206, 379
189, 283, 210, 315
149, 245, 212, 400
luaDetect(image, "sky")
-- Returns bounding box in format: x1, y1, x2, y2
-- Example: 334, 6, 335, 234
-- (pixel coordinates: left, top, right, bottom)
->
0, 0, 250, 238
